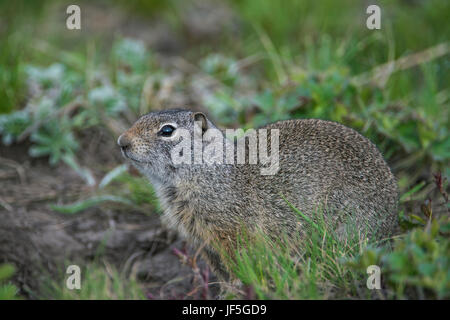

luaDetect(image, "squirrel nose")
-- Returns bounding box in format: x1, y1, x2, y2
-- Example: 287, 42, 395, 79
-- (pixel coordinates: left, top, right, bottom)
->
117, 134, 131, 149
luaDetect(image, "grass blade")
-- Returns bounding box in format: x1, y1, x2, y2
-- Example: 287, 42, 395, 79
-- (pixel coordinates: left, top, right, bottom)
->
50, 195, 133, 214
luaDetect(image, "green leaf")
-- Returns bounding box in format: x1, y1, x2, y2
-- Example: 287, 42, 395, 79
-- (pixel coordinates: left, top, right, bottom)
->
430, 138, 450, 161
50, 195, 133, 214
410, 214, 426, 224
418, 263, 436, 277
99, 164, 129, 189
0, 283, 19, 300
400, 181, 426, 203
0, 264, 15, 281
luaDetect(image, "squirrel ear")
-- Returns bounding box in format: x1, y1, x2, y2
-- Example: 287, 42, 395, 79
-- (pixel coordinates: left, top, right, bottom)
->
193, 112, 208, 134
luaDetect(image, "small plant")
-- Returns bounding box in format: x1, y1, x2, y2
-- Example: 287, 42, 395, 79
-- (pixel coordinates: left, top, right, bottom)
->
348, 217, 450, 299
88, 85, 127, 117
29, 118, 79, 166
226, 205, 372, 299
50, 167, 159, 215
348, 176, 450, 300
0, 264, 21, 300
112, 38, 154, 113
26, 63, 65, 89
0, 110, 31, 145
42, 263, 145, 300
112, 38, 150, 74
200, 54, 239, 87
113, 172, 160, 210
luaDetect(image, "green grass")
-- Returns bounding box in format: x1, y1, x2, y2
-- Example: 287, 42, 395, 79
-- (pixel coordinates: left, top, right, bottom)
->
41, 262, 146, 300
226, 198, 449, 300
225, 207, 379, 299
0, 264, 21, 300
348, 217, 450, 299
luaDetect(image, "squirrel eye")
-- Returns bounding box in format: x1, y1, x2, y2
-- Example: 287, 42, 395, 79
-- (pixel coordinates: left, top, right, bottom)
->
158, 125, 175, 137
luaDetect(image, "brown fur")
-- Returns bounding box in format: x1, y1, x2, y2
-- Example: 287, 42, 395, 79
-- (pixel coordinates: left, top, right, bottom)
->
118, 109, 399, 280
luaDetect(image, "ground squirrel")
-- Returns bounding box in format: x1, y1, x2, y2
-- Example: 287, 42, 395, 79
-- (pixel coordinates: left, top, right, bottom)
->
118, 109, 399, 280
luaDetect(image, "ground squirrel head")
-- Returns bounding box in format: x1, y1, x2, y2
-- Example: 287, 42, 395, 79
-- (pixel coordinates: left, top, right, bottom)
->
117, 108, 217, 183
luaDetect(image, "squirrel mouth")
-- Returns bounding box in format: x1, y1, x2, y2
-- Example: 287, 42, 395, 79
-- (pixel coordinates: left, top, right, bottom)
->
121, 149, 146, 164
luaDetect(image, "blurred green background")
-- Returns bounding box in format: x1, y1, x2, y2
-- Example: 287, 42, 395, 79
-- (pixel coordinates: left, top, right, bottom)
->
1, 0, 448, 183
